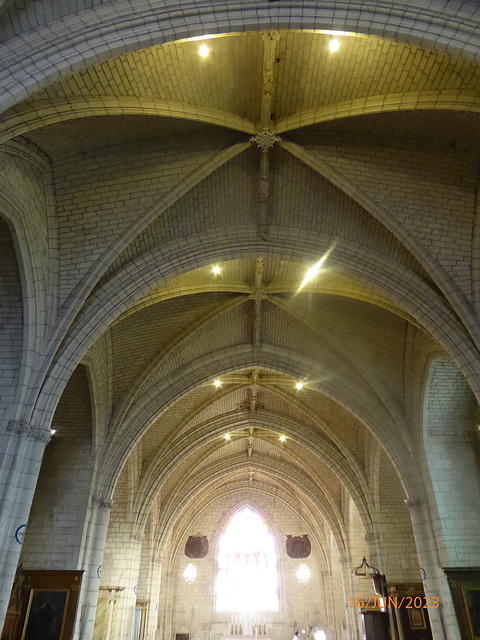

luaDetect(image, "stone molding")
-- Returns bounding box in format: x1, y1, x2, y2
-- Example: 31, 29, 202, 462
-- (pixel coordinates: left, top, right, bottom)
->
6, 419, 52, 444
93, 496, 113, 509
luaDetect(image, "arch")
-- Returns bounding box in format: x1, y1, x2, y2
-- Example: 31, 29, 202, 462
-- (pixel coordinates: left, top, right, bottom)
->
276, 91, 480, 134
30, 229, 480, 433
163, 485, 333, 572
0, 185, 46, 417
136, 425, 363, 532
135, 400, 371, 520
146, 452, 348, 559
280, 140, 480, 350
0, 98, 255, 145
98, 346, 409, 497
422, 358, 480, 566
2, 2, 480, 114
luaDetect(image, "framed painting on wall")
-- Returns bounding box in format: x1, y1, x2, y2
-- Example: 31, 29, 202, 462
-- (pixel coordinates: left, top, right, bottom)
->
445, 569, 480, 640
15, 571, 83, 640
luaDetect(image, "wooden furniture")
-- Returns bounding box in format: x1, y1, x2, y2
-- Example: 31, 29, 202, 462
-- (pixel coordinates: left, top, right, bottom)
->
386, 582, 433, 640
14, 570, 83, 640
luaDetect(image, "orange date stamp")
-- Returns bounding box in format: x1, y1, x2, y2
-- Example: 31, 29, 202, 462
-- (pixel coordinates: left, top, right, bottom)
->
349, 596, 439, 609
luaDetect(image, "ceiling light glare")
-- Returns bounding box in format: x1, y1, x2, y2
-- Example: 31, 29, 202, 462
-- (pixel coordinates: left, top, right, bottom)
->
188, 34, 215, 42
214, 379, 222, 388
224, 433, 231, 441
199, 44, 209, 58
279, 435, 286, 443
297, 247, 334, 293
212, 265, 221, 275
329, 38, 340, 52
50, 429, 56, 435
295, 382, 303, 391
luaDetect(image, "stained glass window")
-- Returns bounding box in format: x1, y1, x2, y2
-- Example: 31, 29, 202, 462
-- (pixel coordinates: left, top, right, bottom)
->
216, 507, 279, 612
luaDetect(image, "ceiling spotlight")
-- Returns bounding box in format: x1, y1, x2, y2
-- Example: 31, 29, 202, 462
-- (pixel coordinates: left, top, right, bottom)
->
212, 265, 221, 275
279, 435, 286, 443
199, 44, 209, 58
224, 433, 231, 441
214, 379, 222, 388
295, 382, 303, 390
50, 429, 56, 435
329, 39, 340, 52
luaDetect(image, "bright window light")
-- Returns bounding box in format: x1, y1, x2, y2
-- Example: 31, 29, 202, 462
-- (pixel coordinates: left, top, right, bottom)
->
216, 507, 279, 612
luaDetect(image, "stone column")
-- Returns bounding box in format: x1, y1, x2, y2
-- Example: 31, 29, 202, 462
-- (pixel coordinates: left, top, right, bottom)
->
141, 555, 162, 640
74, 497, 113, 640
405, 497, 457, 640
0, 420, 50, 628
338, 557, 359, 640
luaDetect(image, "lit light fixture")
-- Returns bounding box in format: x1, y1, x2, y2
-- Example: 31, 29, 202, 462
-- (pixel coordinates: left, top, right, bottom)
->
214, 379, 222, 388
329, 38, 340, 52
212, 265, 221, 275
297, 563, 311, 584
295, 382, 303, 390
183, 563, 197, 584
199, 44, 209, 58
279, 435, 286, 443
50, 429, 56, 435
224, 433, 231, 441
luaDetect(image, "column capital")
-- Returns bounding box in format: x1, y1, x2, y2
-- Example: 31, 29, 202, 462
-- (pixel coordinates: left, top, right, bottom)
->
93, 496, 113, 509
7, 419, 52, 444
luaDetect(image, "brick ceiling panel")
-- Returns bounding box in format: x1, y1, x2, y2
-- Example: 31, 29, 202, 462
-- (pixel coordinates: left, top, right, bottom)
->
269, 147, 427, 278
25, 115, 242, 162
300, 132, 476, 299
144, 304, 251, 392
105, 147, 258, 280
17, 33, 263, 123
110, 292, 236, 404
274, 31, 480, 120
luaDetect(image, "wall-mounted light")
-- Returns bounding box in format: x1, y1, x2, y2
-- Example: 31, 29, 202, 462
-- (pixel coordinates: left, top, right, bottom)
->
297, 564, 311, 584
183, 563, 197, 584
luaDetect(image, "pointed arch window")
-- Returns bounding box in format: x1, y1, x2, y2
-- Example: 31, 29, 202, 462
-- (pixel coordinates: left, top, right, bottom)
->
216, 507, 279, 612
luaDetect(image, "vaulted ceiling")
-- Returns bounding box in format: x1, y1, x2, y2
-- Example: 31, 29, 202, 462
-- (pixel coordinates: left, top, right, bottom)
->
3, 24, 480, 557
